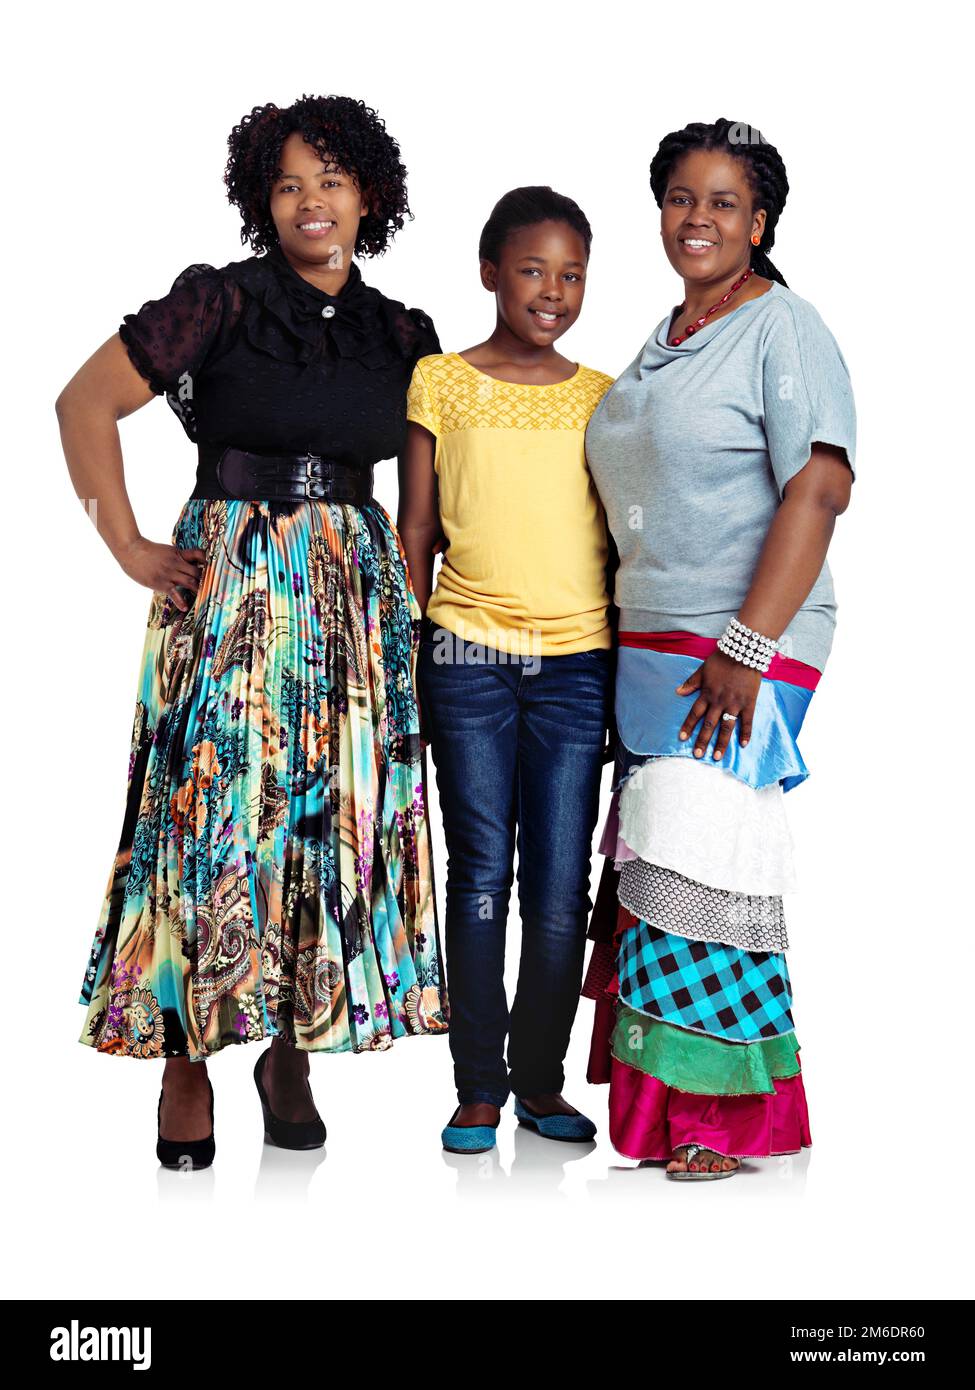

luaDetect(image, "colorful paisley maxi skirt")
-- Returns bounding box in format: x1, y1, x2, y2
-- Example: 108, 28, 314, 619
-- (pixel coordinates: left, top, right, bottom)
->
79, 494, 450, 1061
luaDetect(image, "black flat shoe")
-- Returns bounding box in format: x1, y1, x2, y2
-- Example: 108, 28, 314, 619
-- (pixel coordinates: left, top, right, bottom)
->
254, 1048, 326, 1150
156, 1075, 215, 1171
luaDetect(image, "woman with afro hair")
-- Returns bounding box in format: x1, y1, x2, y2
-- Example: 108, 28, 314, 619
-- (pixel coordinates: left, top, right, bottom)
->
582, 118, 856, 1179
57, 94, 449, 1169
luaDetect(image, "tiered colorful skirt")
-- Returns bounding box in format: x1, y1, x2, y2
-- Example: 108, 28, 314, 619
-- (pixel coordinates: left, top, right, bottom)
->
583, 632, 816, 1160
79, 494, 449, 1061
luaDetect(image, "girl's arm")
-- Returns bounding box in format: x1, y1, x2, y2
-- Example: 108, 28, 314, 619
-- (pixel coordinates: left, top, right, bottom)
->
677, 442, 852, 758
397, 421, 443, 614
55, 333, 206, 612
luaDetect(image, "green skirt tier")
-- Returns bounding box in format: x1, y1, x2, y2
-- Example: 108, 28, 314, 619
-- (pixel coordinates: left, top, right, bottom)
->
612, 1004, 802, 1096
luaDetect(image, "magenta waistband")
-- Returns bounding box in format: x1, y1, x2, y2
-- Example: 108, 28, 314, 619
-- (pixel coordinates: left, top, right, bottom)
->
618, 630, 822, 691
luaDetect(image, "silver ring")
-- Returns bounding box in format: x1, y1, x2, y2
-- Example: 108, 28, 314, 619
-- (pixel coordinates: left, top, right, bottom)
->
721, 712, 738, 722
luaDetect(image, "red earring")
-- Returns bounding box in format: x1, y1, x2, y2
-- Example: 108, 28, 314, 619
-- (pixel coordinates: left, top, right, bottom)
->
751, 234, 761, 245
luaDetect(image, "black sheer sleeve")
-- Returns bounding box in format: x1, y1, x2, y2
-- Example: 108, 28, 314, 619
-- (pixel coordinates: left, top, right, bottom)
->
119, 263, 228, 397
391, 305, 442, 366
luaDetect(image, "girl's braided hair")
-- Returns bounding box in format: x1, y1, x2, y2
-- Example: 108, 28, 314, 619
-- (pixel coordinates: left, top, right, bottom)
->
478, 185, 593, 265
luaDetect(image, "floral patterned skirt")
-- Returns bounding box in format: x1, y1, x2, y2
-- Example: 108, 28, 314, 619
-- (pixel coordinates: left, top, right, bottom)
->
79, 494, 449, 1061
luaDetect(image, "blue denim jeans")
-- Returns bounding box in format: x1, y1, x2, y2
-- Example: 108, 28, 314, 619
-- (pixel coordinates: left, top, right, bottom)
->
418, 621, 611, 1106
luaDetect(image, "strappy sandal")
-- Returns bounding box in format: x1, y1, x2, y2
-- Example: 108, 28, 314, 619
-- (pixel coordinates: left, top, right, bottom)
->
666, 1142, 740, 1181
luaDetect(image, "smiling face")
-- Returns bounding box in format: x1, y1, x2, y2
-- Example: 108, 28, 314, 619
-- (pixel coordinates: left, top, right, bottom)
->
269, 131, 369, 268
660, 148, 766, 287
482, 219, 587, 347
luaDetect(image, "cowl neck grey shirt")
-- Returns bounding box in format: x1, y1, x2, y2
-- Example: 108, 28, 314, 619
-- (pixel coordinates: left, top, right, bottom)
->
585, 281, 856, 671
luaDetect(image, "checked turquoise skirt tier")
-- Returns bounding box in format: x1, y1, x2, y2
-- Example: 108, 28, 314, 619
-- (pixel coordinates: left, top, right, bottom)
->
79, 493, 449, 1060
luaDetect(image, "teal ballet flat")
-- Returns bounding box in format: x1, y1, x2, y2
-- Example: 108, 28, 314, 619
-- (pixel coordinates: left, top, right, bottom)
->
441, 1106, 499, 1155
514, 1097, 597, 1143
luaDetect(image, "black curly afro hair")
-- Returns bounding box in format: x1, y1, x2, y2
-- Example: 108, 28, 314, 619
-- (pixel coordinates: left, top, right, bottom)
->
224, 93, 411, 256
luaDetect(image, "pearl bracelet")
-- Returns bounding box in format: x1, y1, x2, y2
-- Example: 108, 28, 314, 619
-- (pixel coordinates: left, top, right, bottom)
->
717, 616, 781, 673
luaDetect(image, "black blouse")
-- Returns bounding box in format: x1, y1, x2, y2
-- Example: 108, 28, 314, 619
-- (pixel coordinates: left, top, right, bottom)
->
118, 242, 441, 466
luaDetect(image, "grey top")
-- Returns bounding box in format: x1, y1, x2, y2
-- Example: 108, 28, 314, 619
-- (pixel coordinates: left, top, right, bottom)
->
585, 281, 856, 671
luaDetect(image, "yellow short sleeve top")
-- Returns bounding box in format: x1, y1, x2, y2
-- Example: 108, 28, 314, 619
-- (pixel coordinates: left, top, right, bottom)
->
406, 352, 615, 656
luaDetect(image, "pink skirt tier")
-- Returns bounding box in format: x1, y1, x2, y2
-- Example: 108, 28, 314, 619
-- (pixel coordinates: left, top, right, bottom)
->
608, 1054, 811, 1161
587, 994, 812, 1161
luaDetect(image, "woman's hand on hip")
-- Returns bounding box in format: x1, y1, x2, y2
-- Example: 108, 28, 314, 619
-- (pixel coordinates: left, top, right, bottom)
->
675, 650, 761, 760
118, 537, 206, 613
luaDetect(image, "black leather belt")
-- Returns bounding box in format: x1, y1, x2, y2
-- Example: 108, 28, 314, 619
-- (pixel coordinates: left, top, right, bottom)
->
192, 444, 375, 504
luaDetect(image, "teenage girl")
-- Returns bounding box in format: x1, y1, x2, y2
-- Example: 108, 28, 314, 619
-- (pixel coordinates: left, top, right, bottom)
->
398, 187, 615, 1153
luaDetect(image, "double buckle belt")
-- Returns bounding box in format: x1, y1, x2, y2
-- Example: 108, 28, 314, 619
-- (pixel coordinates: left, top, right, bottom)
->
192, 444, 375, 504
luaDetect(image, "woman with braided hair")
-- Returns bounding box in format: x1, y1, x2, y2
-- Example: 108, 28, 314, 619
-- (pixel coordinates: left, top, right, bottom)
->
582, 118, 856, 1179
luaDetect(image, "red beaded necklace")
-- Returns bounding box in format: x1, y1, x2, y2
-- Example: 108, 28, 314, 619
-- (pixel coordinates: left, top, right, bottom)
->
669, 267, 754, 346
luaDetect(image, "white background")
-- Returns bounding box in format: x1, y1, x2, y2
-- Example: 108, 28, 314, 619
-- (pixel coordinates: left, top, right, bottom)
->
3, 0, 971, 1301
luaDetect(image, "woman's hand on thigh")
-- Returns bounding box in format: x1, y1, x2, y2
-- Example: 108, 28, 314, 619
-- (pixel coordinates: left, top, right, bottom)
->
675, 651, 761, 758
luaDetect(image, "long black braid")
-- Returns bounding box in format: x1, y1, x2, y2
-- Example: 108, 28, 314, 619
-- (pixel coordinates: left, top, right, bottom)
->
648, 119, 790, 287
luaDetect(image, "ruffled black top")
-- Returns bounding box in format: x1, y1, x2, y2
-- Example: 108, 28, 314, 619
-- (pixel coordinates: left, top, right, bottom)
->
118, 243, 441, 465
